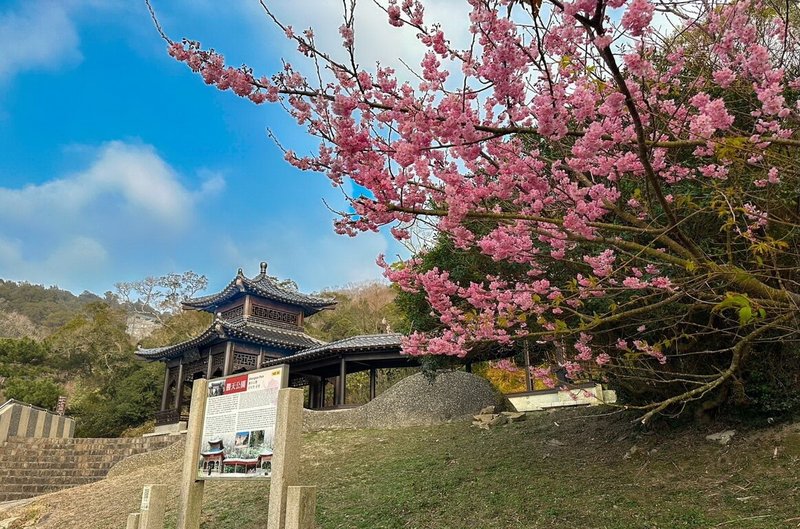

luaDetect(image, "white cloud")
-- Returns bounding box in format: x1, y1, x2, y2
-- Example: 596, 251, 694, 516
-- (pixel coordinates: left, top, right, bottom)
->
0, 141, 225, 292
0, 1, 82, 82
0, 141, 215, 231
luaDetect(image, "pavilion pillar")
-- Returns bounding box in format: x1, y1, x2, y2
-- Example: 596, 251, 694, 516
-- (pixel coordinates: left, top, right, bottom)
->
307, 382, 315, 409
206, 353, 214, 379
223, 342, 234, 376
174, 363, 185, 410
320, 379, 327, 408
160, 365, 171, 411
465, 362, 472, 373
369, 368, 377, 401
337, 357, 347, 407
332, 377, 338, 408
257, 348, 264, 369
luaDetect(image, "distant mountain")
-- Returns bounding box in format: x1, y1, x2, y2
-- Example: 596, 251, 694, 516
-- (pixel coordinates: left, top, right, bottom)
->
0, 279, 111, 337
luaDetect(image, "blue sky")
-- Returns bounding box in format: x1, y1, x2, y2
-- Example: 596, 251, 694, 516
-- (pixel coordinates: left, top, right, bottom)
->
0, 0, 472, 296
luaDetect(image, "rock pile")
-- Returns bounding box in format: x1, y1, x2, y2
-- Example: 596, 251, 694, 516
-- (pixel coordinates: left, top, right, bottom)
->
303, 371, 504, 431
471, 406, 526, 429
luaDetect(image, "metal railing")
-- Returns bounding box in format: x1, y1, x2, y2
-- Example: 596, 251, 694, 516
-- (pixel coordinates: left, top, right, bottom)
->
155, 409, 189, 426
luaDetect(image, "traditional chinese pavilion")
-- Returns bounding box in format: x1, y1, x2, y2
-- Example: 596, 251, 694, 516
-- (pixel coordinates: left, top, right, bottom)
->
137, 263, 412, 430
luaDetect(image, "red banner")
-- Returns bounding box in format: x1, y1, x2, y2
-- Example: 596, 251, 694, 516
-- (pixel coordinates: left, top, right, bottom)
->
223, 374, 249, 394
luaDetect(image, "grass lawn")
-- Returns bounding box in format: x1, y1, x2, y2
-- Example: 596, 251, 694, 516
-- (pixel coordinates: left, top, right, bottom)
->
7, 407, 800, 529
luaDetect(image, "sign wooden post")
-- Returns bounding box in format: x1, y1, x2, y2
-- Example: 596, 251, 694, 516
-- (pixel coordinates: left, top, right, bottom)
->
266, 388, 304, 529
284, 486, 317, 529
174, 371, 313, 529
139, 484, 168, 529
176, 378, 208, 529
125, 513, 140, 529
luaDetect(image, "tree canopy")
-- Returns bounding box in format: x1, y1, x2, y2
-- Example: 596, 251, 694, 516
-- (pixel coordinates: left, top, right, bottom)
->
163, 0, 800, 422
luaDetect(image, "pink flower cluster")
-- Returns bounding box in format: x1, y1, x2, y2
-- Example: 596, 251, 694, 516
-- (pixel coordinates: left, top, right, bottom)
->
169, 0, 798, 381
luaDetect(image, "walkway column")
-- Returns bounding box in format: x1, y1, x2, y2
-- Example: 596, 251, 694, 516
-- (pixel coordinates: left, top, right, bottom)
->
337, 357, 347, 406
369, 368, 377, 401
223, 342, 234, 376
173, 363, 184, 410
524, 341, 534, 392
307, 382, 316, 409
160, 365, 171, 411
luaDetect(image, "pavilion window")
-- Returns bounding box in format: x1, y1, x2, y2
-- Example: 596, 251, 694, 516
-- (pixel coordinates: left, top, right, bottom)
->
250, 304, 299, 326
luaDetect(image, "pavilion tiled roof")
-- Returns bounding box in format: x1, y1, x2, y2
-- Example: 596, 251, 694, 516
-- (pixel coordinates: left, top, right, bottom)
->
182, 262, 336, 316
262, 333, 404, 367
136, 319, 325, 361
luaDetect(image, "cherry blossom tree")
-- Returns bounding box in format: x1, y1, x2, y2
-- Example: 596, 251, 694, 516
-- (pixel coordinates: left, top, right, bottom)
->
152, 0, 800, 422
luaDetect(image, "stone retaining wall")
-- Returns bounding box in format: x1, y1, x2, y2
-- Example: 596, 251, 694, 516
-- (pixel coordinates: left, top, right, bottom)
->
0, 399, 74, 444
303, 371, 503, 431
0, 435, 178, 502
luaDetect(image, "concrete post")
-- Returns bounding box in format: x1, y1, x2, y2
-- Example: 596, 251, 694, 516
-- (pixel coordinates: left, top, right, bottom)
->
284, 486, 317, 529
65, 417, 75, 438
126, 513, 141, 529
16, 406, 31, 437
267, 388, 304, 529
594, 383, 606, 403
0, 407, 12, 444
139, 484, 168, 529
176, 378, 208, 529
33, 409, 47, 437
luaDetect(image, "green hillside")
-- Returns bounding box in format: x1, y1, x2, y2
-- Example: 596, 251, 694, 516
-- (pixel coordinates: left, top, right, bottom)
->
4, 408, 799, 529
0, 280, 108, 335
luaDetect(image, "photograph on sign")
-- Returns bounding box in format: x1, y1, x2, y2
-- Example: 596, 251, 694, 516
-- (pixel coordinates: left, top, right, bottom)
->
197, 365, 288, 480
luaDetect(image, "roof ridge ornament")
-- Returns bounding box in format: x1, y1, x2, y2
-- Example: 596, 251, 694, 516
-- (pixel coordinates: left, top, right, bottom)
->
259, 261, 268, 277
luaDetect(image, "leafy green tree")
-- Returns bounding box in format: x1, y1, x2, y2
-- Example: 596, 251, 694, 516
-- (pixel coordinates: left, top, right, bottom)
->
306, 282, 405, 341
46, 302, 133, 377
69, 362, 163, 437
3, 377, 62, 409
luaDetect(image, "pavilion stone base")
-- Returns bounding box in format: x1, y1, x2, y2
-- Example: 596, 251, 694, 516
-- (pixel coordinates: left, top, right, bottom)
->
149, 421, 188, 436
506, 384, 617, 412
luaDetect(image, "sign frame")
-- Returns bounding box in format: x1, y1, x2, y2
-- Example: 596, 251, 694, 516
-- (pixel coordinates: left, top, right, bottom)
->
195, 364, 289, 482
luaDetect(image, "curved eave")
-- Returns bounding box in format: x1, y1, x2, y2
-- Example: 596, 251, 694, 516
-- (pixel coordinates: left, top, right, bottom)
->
223, 321, 325, 351
182, 274, 336, 316
136, 325, 222, 361
261, 333, 404, 367
136, 320, 326, 362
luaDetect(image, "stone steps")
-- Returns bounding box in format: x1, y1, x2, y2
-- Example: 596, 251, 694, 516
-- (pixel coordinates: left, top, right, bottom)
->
0, 435, 178, 502
0, 456, 119, 468
0, 465, 111, 476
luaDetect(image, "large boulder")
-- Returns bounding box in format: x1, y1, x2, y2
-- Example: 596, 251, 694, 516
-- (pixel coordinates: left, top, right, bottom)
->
303, 371, 503, 431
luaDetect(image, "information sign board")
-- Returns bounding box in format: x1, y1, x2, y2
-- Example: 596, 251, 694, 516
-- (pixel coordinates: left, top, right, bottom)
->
196, 365, 288, 480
